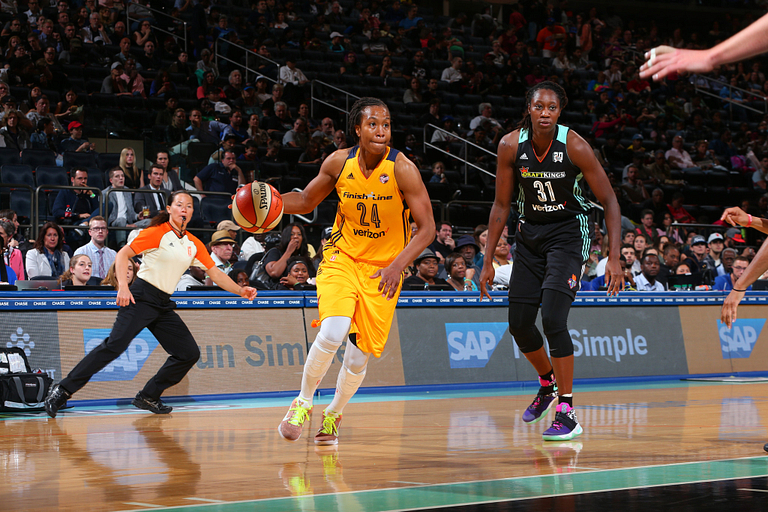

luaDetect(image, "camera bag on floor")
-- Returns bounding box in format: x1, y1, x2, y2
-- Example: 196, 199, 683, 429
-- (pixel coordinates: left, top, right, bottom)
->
0, 347, 53, 412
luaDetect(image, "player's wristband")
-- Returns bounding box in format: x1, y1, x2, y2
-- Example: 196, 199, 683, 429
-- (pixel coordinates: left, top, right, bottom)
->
733, 288, 747, 292
747, 214, 753, 227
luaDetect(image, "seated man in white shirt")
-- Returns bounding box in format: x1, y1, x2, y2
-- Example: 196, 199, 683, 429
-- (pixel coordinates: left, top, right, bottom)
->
278, 59, 310, 105
664, 134, 699, 171
633, 252, 666, 291
73, 216, 117, 280
175, 265, 206, 291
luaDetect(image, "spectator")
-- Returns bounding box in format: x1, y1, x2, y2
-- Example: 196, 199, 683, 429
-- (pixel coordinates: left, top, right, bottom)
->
635, 209, 659, 239
430, 161, 447, 183
0, 218, 24, 280
444, 252, 477, 291
277, 257, 316, 290
299, 139, 322, 164
52, 168, 99, 244
194, 150, 246, 194
155, 95, 179, 126
101, 62, 129, 94
73, 216, 116, 279
58, 254, 100, 287
705, 233, 727, 275
403, 78, 423, 104
134, 165, 170, 222
667, 192, 697, 224
154, 150, 183, 192
684, 235, 714, 277
441, 56, 464, 83
223, 70, 244, 102
418, 99, 442, 127
120, 59, 146, 98
27, 95, 63, 132
186, 109, 220, 145
403, 51, 428, 80
713, 255, 751, 291
469, 103, 502, 135
0, 231, 17, 284
752, 154, 768, 190
311, 117, 335, 146
262, 223, 315, 287
30, 117, 61, 158
634, 252, 665, 291
208, 229, 237, 273
282, 117, 309, 149
165, 108, 189, 149
81, 11, 111, 44
136, 40, 160, 71
725, 227, 746, 249
118, 146, 143, 189
261, 83, 284, 118
149, 69, 177, 99
103, 167, 141, 246
245, 113, 269, 146
536, 18, 566, 58
279, 59, 310, 104
665, 135, 698, 171
101, 259, 137, 289
267, 101, 294, 133
114, 37, 134, 66
429, 222, 455, 263
322, 129, 347, 159
169, 252, 208, 288
59, 121, 94, 153
196, 71, 223, 101
132, 19, 156, 47
339, 51, 362, 76
404, 248, 448, 289
221, 109, 248, 143
0, 109, 30, 151
658, 243, 680, 285
454, 235, 481, 282
26, 221, 70, 278
422, 78, 441, 104
234, 85, 262, 119
362, 28, 389, 57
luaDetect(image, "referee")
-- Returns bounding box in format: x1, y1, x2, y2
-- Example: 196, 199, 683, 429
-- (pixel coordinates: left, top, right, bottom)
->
45, 190, 257, 417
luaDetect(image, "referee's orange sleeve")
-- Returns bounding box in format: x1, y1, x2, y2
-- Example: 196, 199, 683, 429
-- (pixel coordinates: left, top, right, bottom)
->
191, 234, 215, 270
129, 224, 168, 255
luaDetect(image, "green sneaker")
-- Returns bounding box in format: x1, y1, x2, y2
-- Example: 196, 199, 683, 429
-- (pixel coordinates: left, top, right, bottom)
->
278, 398, 312, 442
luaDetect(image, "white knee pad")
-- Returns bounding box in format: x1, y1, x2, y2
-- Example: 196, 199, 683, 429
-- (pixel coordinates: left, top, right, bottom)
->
319, 316, 352, 346
342, 340, 370, 375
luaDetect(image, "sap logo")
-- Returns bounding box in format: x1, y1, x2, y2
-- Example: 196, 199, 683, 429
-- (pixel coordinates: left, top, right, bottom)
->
84, 329, 159, 382
445, 323, 507, 369
718, 319, 765, 359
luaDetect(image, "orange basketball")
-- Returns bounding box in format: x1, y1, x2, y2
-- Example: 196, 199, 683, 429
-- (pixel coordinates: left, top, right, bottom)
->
232, 181, 284, 233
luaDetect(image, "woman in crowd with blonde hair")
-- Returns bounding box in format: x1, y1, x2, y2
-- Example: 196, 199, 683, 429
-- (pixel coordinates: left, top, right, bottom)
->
101, 259, 137, 289
119, 146, 143, 189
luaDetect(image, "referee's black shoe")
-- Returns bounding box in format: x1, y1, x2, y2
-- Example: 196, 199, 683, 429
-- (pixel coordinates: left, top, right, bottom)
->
45, 384, 71, 418
132, 392, 173, 414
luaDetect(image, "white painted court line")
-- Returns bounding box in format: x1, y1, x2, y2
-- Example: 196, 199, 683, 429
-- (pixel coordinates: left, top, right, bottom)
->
389, 480, 428, 485
183, 497, 227, 503
737, 488, 768, 493
122, 502, 163, 508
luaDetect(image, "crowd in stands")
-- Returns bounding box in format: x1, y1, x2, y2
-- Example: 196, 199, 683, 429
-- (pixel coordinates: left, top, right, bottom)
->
2, 0, 768, 292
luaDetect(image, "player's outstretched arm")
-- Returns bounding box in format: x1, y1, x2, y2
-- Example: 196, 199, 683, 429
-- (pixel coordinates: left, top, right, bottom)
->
371, 154, 435, 300
640, 13, 768, 81
280, 150, 347, 214
721, 235, 768, 327
480, 132, 517, 301
721, 207, 768, 235
568, 131, 623, 296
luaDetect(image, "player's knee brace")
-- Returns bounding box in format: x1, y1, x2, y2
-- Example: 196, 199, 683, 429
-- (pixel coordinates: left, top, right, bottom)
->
541, 291, 574, 358
343, 341, 370, 375
508, 303, 544, 353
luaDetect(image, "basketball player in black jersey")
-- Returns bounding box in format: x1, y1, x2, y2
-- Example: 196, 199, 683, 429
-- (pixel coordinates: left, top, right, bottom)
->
480, 81, 623, 441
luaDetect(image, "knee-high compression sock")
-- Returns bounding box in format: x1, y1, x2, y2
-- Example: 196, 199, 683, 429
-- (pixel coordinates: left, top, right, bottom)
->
326, 341, 370, 415
299, 316, 350, 405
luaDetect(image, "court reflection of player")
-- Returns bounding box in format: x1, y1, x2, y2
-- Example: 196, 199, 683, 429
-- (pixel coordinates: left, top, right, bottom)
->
277, 97, 435, 445
480, 81, 623, 441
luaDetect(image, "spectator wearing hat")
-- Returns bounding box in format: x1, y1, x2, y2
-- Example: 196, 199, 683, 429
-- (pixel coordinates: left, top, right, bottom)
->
60, 120, 94, 153
684, 235, 714, 278
208, 230, 238, 274
404, 248, 450, 290
634, 253, 666, 291
624, 133, 646, 154
431, 115, 460, 145
443, 234, 482, 287
328, 32, 346, 53
234, 85, 263, 119
194, 150, 246, 195
713, 256, 751, 291
706, 232, 727, 275
101, 62, 128, 94
208, 133, 239, 164
725, 227, 747, 248
536, 17, 566, 58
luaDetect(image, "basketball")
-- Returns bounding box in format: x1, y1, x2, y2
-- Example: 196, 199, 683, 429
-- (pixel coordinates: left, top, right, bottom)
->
232, 181, 284, 233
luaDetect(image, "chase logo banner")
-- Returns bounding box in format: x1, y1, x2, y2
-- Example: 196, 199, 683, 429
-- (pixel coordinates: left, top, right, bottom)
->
445, 323, 507, 369
83, 329, 160, 382
717, 319, 765, 359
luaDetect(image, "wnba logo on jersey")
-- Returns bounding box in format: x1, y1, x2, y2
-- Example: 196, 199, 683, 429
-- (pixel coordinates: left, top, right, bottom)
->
84, 328, 159, 381
445, 322, 506, 368
717, 319, 764, 359
553, 152, 564, 163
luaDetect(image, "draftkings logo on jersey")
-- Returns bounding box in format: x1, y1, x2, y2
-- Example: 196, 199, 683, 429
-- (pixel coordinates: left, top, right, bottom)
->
717, 319, 765, 359
445, 322, 506, 368
83, 328, 160, 381
519, 170, 567, 179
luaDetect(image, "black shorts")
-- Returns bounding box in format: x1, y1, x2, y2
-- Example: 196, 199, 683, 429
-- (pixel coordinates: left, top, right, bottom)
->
508, 215, 592, 305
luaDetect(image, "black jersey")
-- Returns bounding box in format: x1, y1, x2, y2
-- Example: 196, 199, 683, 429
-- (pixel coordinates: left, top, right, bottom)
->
514, 124, 591, 224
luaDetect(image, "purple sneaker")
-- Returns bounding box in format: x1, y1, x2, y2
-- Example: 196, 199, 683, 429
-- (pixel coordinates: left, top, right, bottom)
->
542, 403, 583, 441
522, 392, 558, 424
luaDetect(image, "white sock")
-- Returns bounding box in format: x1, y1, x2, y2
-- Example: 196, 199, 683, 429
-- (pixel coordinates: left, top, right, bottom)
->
327, 365, 367, 415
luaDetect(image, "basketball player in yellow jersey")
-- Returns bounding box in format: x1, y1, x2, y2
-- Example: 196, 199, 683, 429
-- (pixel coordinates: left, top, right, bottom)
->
277, 97, 435, 445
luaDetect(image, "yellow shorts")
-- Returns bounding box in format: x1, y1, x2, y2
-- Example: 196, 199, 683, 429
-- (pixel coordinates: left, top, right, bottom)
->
316, 249, 401, 358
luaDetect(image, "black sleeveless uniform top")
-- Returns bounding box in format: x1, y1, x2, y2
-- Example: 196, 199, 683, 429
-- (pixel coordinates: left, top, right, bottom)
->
514, 124, 591, 223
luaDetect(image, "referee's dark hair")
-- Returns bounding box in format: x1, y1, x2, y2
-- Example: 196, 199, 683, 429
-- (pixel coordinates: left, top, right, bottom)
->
149, 190, 194, 227
517, 81, 569, 133
348, 97, 388, 142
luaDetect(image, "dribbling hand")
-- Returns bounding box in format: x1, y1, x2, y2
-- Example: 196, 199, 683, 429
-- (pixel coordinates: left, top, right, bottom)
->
721, 206, 749, 227
721, 289, 745, 328
479, 265, 495, 301
639, 46, 714, 81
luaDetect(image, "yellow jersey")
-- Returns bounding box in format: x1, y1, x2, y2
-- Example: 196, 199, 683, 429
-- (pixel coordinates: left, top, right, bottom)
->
327, 146, 411, 266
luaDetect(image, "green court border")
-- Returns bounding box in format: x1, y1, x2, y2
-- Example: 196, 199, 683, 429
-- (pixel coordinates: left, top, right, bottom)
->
114, 456, 768, 512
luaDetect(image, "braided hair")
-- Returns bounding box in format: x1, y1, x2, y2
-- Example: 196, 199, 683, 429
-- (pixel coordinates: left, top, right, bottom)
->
517, 81, 569, 133
348, 97, 389, 142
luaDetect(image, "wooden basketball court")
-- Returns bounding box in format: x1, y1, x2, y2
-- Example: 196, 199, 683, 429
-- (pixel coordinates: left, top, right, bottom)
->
2, 380, 768, 511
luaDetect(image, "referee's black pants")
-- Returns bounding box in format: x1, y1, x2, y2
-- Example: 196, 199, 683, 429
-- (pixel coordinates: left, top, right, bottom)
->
60, 278, 200, 400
